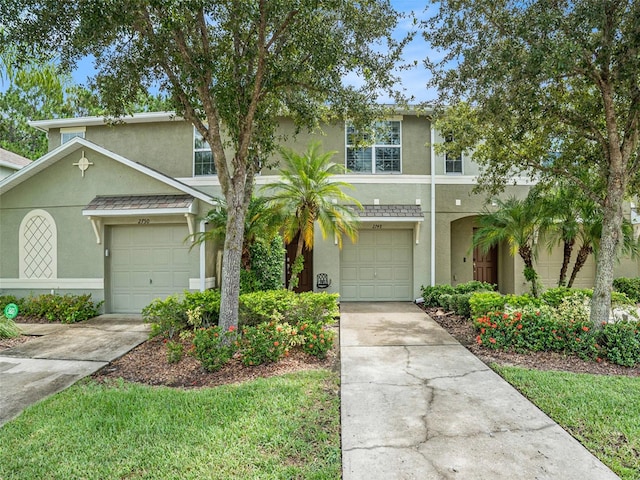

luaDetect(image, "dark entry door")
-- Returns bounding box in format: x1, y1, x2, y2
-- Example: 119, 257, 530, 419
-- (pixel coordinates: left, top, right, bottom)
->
286, 236, 313, 292
473, 229, 498, 286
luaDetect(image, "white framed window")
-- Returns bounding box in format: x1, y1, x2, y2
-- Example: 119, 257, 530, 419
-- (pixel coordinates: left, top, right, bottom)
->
445, 134, 463, 174
194, 128, 216, 176
19, 209, 57, 279
346, 120, 401, 174
61, 127, 86, 144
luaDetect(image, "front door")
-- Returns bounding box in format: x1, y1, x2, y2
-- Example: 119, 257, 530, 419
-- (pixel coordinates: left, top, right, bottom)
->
473, 230, 498, 286
285, 235, 313, 292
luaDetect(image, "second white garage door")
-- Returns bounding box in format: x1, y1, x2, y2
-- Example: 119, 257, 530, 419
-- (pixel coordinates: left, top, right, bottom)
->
109, 224, 192, 313
340, 229, 413, 301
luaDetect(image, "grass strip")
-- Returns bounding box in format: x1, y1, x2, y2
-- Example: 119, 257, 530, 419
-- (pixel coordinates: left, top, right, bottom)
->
0, 370, 340, 480
494, 365, 640, 479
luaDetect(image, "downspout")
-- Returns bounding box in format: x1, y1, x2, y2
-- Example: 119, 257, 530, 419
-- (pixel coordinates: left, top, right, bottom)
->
430, 126, 436, 286
199, 220, 206, 291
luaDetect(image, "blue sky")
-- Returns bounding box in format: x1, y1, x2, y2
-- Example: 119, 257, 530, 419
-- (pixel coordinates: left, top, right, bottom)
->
67, 1, 439, 104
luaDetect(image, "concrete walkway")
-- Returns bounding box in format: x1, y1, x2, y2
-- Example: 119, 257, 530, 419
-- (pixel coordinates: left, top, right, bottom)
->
340, 302, 620, 480
0, 315, 149, 427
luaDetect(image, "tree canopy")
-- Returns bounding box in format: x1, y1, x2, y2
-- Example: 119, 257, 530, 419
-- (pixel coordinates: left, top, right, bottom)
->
424, 0, 640, 325
3, 0, 409, 329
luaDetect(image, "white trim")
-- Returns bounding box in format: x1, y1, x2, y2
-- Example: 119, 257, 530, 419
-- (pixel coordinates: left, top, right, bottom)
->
0, 278, 104, 289
359, 217, 424, 223
430, 128, 436, 287
29, 112, 182, 132
83, 207, 195, 217
199, 220, 206, 291
189, 277, 215, 290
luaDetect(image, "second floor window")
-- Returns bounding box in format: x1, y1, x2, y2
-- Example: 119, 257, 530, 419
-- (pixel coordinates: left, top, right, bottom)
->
61, 127, 85, 144
346, 120, 401, 174
445, 134, 463, 174
194, 129, 216, 176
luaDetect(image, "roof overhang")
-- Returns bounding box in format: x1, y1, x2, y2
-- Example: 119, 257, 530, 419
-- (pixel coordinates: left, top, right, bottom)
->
28, 112, 183, 132
82, 194, 199, 244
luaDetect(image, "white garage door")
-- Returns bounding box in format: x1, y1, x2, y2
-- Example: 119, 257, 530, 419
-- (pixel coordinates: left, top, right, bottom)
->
109, 224, 192, 313
341, 229, 413, 301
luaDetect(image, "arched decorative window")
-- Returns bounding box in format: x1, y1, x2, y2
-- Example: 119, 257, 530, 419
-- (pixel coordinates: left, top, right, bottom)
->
19, 209, 57, 279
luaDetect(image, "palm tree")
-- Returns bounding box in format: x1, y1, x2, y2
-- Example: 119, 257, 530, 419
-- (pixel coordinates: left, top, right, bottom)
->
263, 141, 362, 290
473, 196, 546, 296
192, 196, 284, 269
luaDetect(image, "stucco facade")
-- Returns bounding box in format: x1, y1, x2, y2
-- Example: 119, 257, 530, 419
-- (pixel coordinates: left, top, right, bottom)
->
0, 111, 637, 312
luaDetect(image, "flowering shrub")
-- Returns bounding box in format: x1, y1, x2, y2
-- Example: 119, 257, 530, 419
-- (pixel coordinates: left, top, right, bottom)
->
239, 321, 295, 366
473, 306, 599, 360
192, 325, 239, 372
599, 321, 640, 367
298, 322, 335, 359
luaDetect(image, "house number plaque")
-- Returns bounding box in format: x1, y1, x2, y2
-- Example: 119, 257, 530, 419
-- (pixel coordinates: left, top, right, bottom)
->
138, 218, 150, 224
371, 224, 383, 229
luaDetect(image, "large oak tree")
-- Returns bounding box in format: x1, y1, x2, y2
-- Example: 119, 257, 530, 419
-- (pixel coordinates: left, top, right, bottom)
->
3, 0, 408, 330
424, 0, 640, 325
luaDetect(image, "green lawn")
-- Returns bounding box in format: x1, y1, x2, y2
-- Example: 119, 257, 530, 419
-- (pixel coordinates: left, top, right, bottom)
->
494, 365, 640, 480
0, 370, 341, 480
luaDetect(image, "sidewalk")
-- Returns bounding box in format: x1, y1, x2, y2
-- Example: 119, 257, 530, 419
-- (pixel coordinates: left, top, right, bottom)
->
340, 302, 620, 479
0, 315, 149, 427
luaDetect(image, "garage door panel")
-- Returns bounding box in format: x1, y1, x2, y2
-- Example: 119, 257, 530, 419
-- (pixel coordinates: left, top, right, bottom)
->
110, 225, 193, 313
341, 229, 413, 301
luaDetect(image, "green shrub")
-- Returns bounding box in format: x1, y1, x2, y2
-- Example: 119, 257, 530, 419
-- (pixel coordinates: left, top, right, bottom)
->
181, 290, 221, 328
599, 321, 640, 367
0, 315, 21, 339
238, 290, 339, 327
299, 322, 335, 359
192, 325, 239, 371
554, 295, 590, 324
142, 295, 188, 339
420, 284, 455, 308
448, 292, 473, 317
240, 269, 262, 294
239, 290, 298, 326
613, 277, 640, 303
541, 287, 591, 308
239, 321, 294, 366
250, 235, 285, 291
0, 296, 24, 314
20, 294, 102, 323
454, 280, 496, 294
469, 292, 505, 318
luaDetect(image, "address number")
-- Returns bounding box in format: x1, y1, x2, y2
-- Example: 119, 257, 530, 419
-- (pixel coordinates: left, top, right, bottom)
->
371, 224, 383, 230
138, 218, 151, 225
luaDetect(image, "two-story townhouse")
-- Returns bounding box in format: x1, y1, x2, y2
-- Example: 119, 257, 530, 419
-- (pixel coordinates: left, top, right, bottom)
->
0, 111, 637, 313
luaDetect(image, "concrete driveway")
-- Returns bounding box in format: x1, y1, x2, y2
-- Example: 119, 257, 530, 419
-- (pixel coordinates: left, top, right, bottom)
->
340, 302, 620, 480
0, 315, 149, 427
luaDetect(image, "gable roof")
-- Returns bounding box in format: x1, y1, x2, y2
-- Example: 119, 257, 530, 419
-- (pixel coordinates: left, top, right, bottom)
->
0, 148, 31, 170
0, 137, 214, 205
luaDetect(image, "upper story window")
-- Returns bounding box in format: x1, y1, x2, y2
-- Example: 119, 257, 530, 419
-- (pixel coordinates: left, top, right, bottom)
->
444, 134, 463, 174
194, 128, 216, 176
61, 127, 86, 144
346, 120, 401, 174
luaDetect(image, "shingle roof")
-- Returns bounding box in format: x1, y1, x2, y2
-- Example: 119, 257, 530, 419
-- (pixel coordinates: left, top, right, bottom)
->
84, 194, 193, 211
0, 148, 31, 168
351, 204, 424, 218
